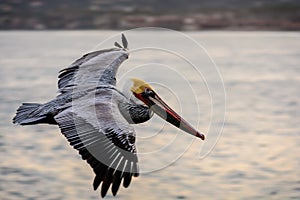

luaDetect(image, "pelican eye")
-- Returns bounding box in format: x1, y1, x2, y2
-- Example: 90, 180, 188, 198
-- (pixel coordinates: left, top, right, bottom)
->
144, 88, 155, 97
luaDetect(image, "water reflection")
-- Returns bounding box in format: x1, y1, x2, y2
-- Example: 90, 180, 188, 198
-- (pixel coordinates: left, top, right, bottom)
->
0, 31, 299, 200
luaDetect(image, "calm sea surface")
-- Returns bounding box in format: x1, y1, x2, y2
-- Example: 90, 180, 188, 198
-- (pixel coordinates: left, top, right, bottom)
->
0, 31, 299, 200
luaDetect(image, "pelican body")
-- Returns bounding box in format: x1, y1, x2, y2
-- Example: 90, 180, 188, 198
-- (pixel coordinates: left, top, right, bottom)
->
13, 34, 204, 198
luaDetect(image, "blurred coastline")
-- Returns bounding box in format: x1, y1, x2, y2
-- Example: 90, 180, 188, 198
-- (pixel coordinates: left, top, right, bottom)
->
1, 1, 300, 199
0, 0, 300, 31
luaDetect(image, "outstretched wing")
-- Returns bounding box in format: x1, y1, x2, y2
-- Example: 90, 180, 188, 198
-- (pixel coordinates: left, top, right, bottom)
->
54, 91, 139, 198
58, 46, 128, 91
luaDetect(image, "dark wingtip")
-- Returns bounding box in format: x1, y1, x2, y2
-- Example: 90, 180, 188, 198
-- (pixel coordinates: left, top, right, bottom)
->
121, 33, 128, 49
114, 41, 122, 48
123, 173, 132, 188
111, 171, 122, 196
93, 175, 101, 191
114, 34, 128, 49
101, 169, 114, 198
101, 183, 110, 198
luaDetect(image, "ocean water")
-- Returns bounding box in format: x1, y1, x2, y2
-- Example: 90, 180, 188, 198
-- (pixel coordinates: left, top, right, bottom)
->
0, 30, 299, 200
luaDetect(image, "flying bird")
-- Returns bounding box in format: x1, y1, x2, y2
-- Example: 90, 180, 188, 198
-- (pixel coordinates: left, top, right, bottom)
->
13, 34, 205, 198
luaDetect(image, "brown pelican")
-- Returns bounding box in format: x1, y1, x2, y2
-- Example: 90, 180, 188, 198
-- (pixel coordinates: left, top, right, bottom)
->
13, 34, 205, 198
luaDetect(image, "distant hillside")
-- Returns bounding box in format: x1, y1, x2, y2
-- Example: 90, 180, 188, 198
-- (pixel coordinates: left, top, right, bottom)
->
1, 0, 299, 30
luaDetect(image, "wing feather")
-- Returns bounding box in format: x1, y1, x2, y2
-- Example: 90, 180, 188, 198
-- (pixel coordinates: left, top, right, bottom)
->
54, 105, 139, 197
58, 48, 129, 91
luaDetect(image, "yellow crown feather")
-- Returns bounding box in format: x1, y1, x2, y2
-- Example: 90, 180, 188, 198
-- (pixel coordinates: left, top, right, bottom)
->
130, 78, 154, 94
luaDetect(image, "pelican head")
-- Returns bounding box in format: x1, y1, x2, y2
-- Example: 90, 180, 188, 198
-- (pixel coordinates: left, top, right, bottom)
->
130, 78, 205, 140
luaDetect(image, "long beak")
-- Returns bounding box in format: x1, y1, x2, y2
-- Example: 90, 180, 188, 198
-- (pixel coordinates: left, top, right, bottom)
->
134, 91, 205, 140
